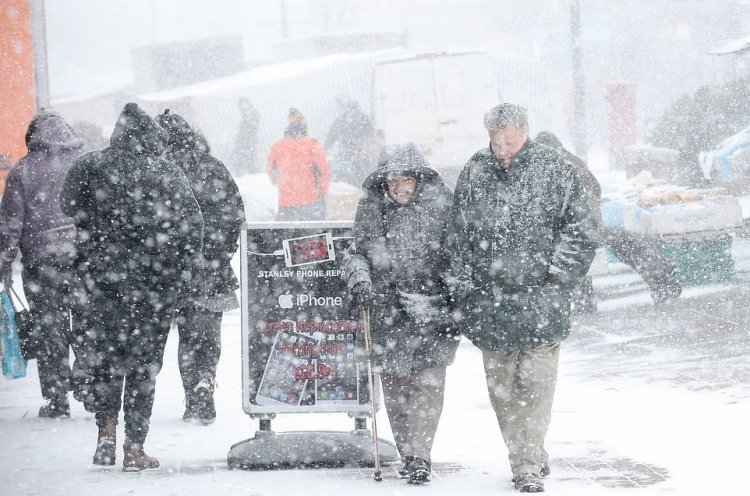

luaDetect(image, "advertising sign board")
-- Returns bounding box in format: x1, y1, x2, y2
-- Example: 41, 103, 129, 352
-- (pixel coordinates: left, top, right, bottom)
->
240, 221, 372, 416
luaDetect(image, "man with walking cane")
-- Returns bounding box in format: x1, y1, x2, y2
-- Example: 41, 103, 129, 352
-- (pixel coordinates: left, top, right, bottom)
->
344, 143, 458, 484
446, 104, 598, 492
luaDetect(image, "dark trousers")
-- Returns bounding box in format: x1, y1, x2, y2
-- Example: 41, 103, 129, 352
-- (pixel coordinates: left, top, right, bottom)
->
175, 304, 222, 398
603, 228, 679, 292
87, 290, 173, 444
22, 257, 84, 402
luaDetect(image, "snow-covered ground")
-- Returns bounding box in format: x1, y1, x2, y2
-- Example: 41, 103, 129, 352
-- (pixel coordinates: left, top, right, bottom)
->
3, 174, 749, 495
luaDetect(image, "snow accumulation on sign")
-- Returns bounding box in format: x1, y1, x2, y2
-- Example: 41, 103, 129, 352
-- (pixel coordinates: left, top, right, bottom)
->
240, 221, 373, 416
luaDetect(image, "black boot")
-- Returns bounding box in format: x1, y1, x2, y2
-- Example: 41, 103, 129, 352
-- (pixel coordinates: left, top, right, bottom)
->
398, 455, 415, 478
407, 457, 431, 484
193, 378, 216, 425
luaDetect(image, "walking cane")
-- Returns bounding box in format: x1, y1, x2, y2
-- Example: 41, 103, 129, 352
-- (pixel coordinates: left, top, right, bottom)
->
361, 306, 383, 482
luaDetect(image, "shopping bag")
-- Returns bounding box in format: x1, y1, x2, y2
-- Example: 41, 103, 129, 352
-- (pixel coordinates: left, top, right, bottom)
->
7, 286, 39, 359
1, 291, 28, 379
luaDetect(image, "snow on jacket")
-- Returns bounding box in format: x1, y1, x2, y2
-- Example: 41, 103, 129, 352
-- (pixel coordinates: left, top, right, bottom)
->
59, 103, 203, 297
0, 111, 84, 274
344, 143, 458, 377
266, 127, 330, 208
446, 139, 599, 352
156, 111, 246, 300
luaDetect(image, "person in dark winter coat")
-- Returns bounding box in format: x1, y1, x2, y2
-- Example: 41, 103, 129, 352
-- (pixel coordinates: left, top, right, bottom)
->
60, 102, 203, 472
535, 131, 682, 306
344, 143, 458, 485
156, 110, 246, 425
446, 104, 599, 493
0, 110, 86, 418
324, 98, 375, 185
231, 97, 260, 175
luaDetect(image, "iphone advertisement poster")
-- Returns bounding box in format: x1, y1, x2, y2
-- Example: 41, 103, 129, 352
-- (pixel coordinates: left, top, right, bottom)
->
240, 222, 371, 415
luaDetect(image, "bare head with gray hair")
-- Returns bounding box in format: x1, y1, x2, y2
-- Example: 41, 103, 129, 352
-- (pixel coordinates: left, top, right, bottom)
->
483, 103, 529, 136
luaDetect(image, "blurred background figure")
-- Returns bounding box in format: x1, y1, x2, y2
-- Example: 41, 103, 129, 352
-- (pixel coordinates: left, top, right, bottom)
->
231, 97, 260, 176
61, 102, 203, 471
0, 110, 87, 418
267, 108, 330, 221
535, 131, 682, 309
156, 110, 245, 425
325, 98, 376, 185
73, 120, 108, 153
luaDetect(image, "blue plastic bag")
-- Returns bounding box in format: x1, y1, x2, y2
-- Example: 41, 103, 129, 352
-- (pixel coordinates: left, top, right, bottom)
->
1, 291, 27, 380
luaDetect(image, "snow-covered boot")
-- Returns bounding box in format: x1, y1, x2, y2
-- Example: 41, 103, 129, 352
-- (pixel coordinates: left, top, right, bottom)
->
92, 416, 117, 466
406, 457, 431, 484
193, 378, 216, 425
122, 441, 160, 472
514, 473, 544, 492
39, 396, 70, 419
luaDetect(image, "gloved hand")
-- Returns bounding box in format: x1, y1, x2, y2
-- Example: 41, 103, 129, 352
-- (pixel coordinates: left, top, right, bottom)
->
351, 281, 375, 308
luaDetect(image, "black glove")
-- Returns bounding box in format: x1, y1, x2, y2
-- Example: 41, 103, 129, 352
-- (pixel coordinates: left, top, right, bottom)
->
351, 281, 375, 308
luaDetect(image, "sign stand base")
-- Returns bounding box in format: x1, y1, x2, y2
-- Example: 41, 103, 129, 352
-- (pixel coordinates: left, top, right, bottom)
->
227, 418, 399, 469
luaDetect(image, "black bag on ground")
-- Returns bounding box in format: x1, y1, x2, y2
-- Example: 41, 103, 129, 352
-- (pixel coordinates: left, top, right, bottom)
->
8, 287, 41, 360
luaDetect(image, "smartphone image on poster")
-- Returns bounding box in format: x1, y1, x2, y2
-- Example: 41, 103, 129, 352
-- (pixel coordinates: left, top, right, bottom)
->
255, 330, 320, 407
314, 331, 360, 405
281, 233, 335, 268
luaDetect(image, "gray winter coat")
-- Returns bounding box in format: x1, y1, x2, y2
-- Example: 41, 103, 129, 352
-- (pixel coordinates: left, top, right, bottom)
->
0, 111, 84, 274
344, 143, 459, 377
446, 139, 599, 351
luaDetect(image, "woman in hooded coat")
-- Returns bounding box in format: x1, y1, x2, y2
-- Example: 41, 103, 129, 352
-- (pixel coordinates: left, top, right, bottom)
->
344, 143, 458, 484
0, 110, 86, 418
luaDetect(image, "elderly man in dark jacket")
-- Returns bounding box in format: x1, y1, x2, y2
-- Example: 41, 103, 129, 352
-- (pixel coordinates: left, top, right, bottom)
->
0, 110, 85, 418
344, 143, 458, 485
156, 110, 246, 425
60, 103, 203, 472
446, 104, 598, 493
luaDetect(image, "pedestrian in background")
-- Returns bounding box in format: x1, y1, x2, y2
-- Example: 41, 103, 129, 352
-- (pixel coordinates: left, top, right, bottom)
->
0, 110, 87, 418
267, 108, 330, 221
447, 104, 599, 493
535, 131, 682, 306
61, 102, 203, 471
325, 98, 376, 185
156, 110, 245, 425
231, 97, 260, 175
344, 143, 458, 484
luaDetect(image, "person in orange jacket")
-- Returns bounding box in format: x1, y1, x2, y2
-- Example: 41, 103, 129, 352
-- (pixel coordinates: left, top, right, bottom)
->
267, 108, 330, 221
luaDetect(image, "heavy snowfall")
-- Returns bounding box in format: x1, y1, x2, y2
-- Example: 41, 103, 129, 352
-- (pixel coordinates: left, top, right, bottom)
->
2, 1, 750, 495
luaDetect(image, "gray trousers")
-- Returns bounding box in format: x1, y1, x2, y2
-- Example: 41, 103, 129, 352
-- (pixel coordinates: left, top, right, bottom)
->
482, 343, 560, 478
381, 367, 447, 462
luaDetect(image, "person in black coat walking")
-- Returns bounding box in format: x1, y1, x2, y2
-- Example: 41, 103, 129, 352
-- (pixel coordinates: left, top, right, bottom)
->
156, 110, 246, 425
60, 103, 203, 472
344, 143, 458, 484
535, 131, 682, 306
324, 98, 375, 185
0, 110, 86, 418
